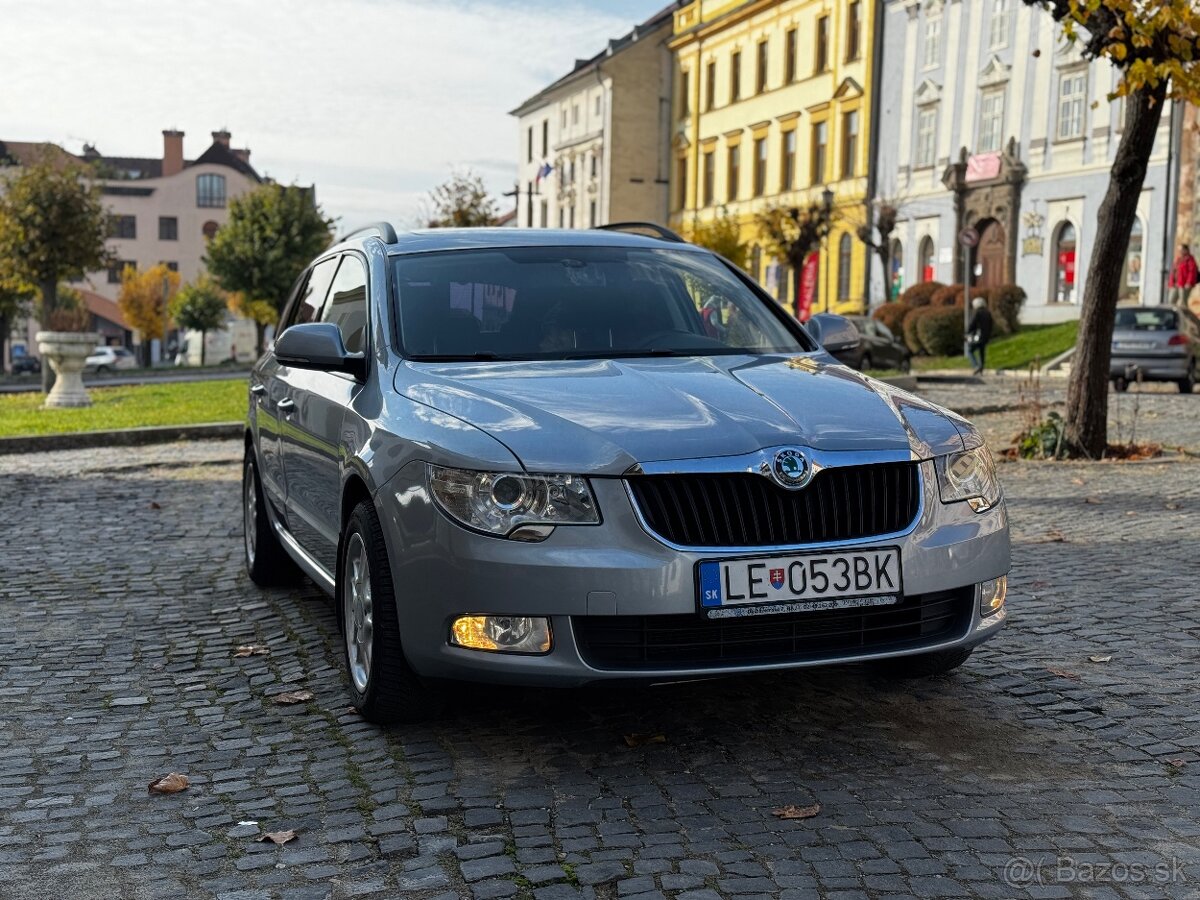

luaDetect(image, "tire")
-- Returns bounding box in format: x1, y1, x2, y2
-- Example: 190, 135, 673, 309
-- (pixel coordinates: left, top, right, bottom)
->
96, 365, 110, 374
339, 499, 441, 723
243, 450, 299, 586
873, 646, 973, 678
1178, 366, 1196, 394
860, 354, 873, 372
898, 356, 912, 374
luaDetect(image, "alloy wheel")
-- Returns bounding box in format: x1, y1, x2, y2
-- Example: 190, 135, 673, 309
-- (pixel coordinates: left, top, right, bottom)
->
343, 532, 374, 693
243, 464, 258, 566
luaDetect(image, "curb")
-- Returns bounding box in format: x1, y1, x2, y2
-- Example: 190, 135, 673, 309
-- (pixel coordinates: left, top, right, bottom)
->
0, 422, 243, 455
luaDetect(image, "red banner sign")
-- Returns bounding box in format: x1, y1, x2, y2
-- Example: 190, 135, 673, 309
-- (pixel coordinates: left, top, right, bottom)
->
797, 252, 819, 321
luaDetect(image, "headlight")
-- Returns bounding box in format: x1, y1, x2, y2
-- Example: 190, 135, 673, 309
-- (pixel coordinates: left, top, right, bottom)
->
935, 446, 1000, 512
428, 466, 599, 538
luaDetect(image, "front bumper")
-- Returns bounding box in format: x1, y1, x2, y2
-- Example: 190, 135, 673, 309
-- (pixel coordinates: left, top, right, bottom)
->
1110, 353, 1190, 381
375, 460, 1010, 686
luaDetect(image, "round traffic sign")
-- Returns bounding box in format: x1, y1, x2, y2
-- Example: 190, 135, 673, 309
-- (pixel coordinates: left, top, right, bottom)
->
959, 227, 980, 248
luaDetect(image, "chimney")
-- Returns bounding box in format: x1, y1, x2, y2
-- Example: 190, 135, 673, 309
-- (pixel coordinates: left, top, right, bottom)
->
232, 147, 251, 164
211, 129, 231, 147
162, 129, 184, 176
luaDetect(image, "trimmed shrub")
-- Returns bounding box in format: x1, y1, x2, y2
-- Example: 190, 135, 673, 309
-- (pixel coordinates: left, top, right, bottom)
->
903, 305, 933, 354
899, 281, 945, 308
872, 301, 910, 335
916, 306, 966, 356
988, 284, 1026, 335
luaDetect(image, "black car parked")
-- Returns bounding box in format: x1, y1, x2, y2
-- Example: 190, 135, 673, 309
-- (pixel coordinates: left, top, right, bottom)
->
831, 316, 912, 373
9, 355, 41, 375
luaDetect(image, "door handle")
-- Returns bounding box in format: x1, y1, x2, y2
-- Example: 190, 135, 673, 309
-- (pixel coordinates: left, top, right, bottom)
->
250, 383, 266, 395
277, 398, 295, 414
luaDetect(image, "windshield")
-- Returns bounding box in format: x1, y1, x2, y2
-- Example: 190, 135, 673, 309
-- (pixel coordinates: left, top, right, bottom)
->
392, 247, 811, 360
1115, 308, 1177, 331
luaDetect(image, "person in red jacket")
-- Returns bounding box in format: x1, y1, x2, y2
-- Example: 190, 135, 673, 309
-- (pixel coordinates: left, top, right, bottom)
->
1169, 244, 1198, 307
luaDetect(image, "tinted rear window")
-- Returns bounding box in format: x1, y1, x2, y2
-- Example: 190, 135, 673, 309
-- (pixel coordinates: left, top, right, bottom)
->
1115, 309, 1177, 331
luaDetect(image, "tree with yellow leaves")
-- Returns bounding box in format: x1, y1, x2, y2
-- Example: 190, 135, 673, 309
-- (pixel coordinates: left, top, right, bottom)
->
1022, 0, 1200, 457
117, 263, 180, 366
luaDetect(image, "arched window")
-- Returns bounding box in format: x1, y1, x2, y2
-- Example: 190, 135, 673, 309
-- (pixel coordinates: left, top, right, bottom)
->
918, 236, 936, 282
889, 238, 904, 299
197, 173, 227, 208
1120, 218, 1143, 302
1053, 222, 1077, 303
837, 233, 853, 301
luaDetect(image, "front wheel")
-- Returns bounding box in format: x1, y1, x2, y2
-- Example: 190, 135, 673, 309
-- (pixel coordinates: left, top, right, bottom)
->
859, 354, 873, 372
872, 647, 973, 678
340, 500, 441, 723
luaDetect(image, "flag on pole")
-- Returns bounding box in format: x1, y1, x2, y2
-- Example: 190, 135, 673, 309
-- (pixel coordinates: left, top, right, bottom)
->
535, 162, 553, 185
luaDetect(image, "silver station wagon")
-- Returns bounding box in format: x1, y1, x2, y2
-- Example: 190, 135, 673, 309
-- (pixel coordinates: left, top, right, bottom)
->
242, 223, 1010, 722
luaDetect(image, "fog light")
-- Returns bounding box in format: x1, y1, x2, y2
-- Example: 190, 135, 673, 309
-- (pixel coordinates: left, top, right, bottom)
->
980, 576, 1007, 617
450, 616, 552, 654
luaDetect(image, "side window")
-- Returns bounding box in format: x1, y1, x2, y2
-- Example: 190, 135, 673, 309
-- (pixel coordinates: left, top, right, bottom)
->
875, 320, 895, 341
321, 255, 369, 354
286, 258, 339, 330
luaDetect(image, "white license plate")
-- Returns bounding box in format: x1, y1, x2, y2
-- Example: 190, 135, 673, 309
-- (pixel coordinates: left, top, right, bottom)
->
1116, 341, 1154, 350
698, 548, 902, 618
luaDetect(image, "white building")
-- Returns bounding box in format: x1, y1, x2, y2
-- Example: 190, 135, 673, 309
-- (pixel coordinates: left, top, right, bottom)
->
510, 5, 678, 230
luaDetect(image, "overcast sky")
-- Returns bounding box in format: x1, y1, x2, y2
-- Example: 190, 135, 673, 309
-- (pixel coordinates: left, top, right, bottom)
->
2, 0, 667, 231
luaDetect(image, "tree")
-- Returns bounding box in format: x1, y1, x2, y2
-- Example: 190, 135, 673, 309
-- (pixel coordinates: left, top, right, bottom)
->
422, 170, 498, 228
170, 275, 229, 366
756, 201, 836, 286
856, 201, 900, 303
205, 184, 333, 354
688, 206, 749, 270
118, 264, 180, 365
0, 147, 110, 389
1022, 0, 1200, 457
0, 273, 34, 375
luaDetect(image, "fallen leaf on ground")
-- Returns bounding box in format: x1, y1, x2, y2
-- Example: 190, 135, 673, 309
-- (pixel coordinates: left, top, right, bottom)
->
148, 773, 189, 794
148, 501, 162, 510
773, 804, 821, 820
273, 690, 314, 705
1047, 668, 1080, 681
1036, 529, 1067, 543
1070, 478, 1085, 486
623, 733, 666, 748
233, 645, 270, 658
1088, 655, 1112, 664
1030, 580, 1049, 589
256, 830, 297, 845
1167, 759, 1187, 769
1084, 497, 1103, 505
1166, 502, 1184, 511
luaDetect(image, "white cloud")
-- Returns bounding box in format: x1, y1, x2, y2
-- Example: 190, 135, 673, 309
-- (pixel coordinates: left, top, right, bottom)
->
1, 0, 656, 228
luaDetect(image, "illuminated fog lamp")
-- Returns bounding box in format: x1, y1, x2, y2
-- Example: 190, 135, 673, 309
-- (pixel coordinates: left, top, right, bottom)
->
450, 615, 552, 653
980, 576, 1007, 617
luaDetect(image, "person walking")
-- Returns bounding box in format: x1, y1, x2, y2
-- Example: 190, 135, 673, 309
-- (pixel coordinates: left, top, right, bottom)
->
966, 296, 994, 376
1169, 244, 1199, 307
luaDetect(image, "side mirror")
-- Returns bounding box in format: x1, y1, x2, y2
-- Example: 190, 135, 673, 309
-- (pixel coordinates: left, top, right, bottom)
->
273, 322, 366, 380
807, 313, 861, 354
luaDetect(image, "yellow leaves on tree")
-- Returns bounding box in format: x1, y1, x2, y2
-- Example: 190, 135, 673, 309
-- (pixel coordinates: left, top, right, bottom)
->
117, 263, 180, 343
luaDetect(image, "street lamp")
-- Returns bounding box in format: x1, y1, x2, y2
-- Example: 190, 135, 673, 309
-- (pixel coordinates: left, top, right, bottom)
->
822, 186, 835, 213
822, 186, 835, 313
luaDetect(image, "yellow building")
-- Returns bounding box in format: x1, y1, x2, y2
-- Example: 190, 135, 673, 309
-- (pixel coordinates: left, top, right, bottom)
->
668, 0, 876, 316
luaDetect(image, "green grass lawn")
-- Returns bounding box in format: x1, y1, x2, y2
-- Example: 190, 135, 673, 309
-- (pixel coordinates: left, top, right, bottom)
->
0, 379, 247, 437
913, 321, 1080, 372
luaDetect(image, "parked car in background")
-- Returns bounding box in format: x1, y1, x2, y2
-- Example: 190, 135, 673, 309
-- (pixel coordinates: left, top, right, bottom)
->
84, 346, 137, 374
1111, 305, 1198, 393
10, 355, 41, 375
242, 224, 1010, 723
830, 315, 912, 372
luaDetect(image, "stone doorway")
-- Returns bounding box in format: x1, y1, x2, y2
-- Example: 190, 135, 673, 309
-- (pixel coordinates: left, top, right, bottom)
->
975, 218, 1007, 287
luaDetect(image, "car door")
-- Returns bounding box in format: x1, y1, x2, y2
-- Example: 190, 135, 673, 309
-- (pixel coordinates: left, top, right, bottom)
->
277, 254, 367, 575
872, 320, 902, 368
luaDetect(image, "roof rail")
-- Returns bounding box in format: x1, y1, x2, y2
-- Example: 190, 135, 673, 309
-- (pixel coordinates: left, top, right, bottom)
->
594, 222, 685, 243
339, 221, 398, 244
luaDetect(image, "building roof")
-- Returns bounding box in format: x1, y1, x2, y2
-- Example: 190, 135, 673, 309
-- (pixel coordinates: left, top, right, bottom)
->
191, 142, 260, 181
80, 289, 131, 331
0, 134, 260, 182
510, 3, 679, 116
0, 140, 79, 168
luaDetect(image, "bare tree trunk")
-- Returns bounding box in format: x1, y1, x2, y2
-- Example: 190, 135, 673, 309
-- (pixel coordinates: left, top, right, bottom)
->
0, 313, 8, 375
1065, 84, 1166, 458
39, 278, 56, 393
200, 329, 207, 367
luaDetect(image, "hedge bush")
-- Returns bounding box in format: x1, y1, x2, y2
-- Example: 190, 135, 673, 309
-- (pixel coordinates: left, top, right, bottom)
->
987, 284, 1026, 335
902, 306, 933, 354
916, 306, 966, 356
899, 281, 945, 308
872, 301, 910, 335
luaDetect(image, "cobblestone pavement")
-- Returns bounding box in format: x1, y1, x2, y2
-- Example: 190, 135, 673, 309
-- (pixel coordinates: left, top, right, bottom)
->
1, 386, 1199, 899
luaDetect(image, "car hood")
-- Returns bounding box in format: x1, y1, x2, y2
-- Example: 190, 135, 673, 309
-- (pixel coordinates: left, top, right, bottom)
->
397, 355, 970, 474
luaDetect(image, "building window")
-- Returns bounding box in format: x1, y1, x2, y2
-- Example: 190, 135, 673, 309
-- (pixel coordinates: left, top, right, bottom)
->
108, 214, 136, 239
837, 234, 853, 301
753, 137, 768, 196
888, 238, 904, 299
569, 205, 575, 229
816, 15, 830, 73
680, 70, 691, 117
730, 50, 742, 102
727, 144, 741, 201
703, 150, 716, 206
196, 173, 226, 208
1057, 71, 1087, 140
781, 130, 796, 190
590, 153, 598, 178
919, 236, 936, 282
923, 17, 941, 69
1121, 218, 1144, 301
989, 0, 1010, 48
705, 60, 717, 110
915, 107, 938, 167
158, 216, 178, 241
785, 28, 797, 83
540, 201, 548, 228
526, 183, 533, 227
559, 208, 565, 228
1053, 222, 1077, 303
107, 259, 135, 284
846, 1, 862, 61
756, 40, 769, 94
595, 95, 602, 116
542, 120, 549, 156
589, 200, 597, 228
202, 220, 219, 240
841, 111, 859, 178
676, 156, 688, 210
978, 90, 1006, 153
750, 245, 762, 282
561, 108, 568, 128
163, 261, 179, 272
527, 126, 534, 163
811, 121, 828, 184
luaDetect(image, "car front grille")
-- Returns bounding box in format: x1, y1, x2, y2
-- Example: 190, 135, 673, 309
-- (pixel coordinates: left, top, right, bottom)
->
625, 462, 920, 548
573, 587, 973, 671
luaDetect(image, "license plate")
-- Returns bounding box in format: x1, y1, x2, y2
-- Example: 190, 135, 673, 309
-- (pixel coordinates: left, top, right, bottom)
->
697, 548, 902, 619
1115, 341, 1154, 350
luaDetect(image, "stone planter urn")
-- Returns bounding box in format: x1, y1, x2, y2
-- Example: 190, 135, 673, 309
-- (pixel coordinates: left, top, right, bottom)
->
35, 331, 100, 408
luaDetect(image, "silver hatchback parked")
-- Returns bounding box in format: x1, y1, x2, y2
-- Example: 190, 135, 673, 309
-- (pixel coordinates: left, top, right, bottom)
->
243, 224, 1010, 722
